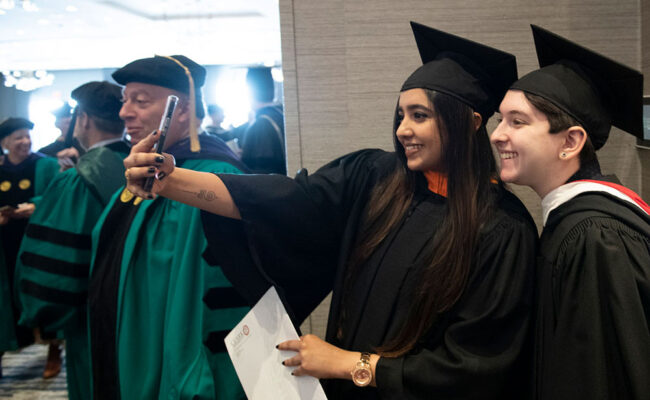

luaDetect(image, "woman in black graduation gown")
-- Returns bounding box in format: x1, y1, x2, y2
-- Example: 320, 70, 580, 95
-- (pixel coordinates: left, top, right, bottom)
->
491, 26, 650, 400
124, 23, 538, 399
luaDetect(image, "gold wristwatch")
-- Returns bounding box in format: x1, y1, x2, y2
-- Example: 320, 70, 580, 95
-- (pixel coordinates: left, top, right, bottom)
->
351, 352, 372, 387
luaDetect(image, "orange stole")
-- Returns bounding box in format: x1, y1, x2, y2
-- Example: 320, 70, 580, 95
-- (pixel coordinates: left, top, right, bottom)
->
423, 170, 448, 197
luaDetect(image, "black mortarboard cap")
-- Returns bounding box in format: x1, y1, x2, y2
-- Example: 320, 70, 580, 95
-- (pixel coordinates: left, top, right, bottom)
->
0, 117, 34, 140
71, 81, 123, 121
511, 25, 643, 150
401, 22, 518, 121
52, 103, 72, 119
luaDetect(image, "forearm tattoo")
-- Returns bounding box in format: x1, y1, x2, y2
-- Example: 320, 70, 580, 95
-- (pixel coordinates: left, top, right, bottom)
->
180, 189, 217, 202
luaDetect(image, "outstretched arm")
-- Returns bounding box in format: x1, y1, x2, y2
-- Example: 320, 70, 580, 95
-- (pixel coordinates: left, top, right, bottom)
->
123, 130, 241, 219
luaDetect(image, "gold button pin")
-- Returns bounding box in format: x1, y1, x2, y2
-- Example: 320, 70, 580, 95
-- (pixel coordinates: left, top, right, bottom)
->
18, 179, 31, 190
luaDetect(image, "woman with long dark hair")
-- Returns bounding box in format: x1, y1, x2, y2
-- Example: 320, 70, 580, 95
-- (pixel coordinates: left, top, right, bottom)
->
123, 23, 537, 399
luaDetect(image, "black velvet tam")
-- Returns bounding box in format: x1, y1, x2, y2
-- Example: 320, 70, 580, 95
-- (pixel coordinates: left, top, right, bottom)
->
71, 81, 123, 121
511, 25, 643, 149
111, 55, 206, 94
0, 117, 34, 140
51, 103, 72, 119
401, 21, 518, 121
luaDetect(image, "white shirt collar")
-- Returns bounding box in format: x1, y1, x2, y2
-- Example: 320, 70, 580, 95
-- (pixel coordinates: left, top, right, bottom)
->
88, 137, 123, 151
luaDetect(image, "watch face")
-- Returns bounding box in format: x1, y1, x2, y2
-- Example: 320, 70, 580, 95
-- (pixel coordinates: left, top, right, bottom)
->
353, 368, 372, 386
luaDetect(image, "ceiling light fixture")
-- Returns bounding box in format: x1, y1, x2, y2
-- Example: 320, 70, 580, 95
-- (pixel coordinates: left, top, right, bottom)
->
0, 0, 38, 12
0, 0, 15, 10
2, 69, 54, 91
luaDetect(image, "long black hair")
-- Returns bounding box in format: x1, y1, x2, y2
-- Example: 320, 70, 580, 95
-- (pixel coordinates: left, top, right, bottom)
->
340, 89, 498, 357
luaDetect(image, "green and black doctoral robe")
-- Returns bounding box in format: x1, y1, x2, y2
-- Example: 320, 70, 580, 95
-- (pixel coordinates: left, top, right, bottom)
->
0, 152, 58, 352
88, 135, 250, 400
202, 149, 539, 400
14, 140, 129, 400
535, 169, 650, 400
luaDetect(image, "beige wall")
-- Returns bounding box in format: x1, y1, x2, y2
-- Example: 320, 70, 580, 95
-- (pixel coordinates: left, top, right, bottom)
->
279, 0, 644, 336
641, 0, 650, 200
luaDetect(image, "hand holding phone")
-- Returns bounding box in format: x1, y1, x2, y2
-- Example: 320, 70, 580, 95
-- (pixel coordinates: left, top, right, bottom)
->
142, 95, 178, 192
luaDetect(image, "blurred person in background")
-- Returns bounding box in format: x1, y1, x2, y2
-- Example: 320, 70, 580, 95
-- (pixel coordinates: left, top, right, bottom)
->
38, 103, 73, 157
14, 81, 128, 399
205, 104, 226, 136
0, 117, 59, 378
240, 67, 286, 174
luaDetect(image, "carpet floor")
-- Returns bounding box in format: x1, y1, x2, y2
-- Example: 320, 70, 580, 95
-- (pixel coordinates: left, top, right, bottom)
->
0, 344, 68, 399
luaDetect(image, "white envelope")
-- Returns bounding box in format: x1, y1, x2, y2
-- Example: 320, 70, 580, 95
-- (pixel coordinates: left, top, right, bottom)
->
225, 286, 328, 400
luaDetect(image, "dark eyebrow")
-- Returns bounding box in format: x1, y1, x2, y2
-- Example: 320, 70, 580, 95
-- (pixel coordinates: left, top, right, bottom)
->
405, 104, 433, 113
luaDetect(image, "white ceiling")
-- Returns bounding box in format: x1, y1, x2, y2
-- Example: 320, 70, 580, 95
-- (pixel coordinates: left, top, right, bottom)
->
0, 0, 283, 71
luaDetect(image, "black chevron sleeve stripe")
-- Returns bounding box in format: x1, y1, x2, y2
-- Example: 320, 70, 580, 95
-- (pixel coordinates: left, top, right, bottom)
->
20, 279, 87, 306
21, 252, 89, 278
25, 223, 92, 250
204, 330, 229, 354
202, 286, 250, 310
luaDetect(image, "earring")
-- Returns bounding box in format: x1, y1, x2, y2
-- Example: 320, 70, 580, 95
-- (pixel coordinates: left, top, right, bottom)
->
560, 152, 567, 158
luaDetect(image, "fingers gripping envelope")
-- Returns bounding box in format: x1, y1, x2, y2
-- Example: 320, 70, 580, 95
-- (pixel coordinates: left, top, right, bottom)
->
225, 287, 328, 399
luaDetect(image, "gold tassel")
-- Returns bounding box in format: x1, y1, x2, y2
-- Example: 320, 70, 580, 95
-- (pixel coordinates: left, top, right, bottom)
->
158, 55, 201, 152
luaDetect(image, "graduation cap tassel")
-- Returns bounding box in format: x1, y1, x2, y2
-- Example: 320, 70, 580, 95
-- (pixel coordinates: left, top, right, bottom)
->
159, 55, 201, 153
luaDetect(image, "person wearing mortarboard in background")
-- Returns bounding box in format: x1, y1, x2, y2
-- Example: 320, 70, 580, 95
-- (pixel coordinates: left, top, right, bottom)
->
491, 25, 650, 400
13, 81, 128, 398
86, 55, 249, 400
238, 66, 286, 174
0, 117, 59, 378
38, 102, 73, 157
123, 22, 538, 399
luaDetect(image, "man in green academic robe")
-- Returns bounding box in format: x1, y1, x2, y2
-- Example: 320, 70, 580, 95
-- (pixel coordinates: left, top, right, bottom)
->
88, 55, 249, 400
14, 81, 128, 399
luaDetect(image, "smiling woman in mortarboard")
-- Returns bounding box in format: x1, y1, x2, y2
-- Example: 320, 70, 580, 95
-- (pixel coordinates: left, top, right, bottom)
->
491, 26, 650, 400
124, 22, 538, 399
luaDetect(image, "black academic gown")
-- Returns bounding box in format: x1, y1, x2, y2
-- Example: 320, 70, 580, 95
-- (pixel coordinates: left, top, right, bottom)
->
202, 149, 538, 400
38, 140, 67, 157
0, 153, 60, 348
535, 174, 650, 400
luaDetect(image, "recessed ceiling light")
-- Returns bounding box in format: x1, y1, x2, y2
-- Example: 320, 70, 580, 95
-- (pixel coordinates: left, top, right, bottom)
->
65, 5, 78, 12
22, 0, 38, 12
0, 0, 13, 11
37, 18, 49, 25
0, 9, 5, 15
